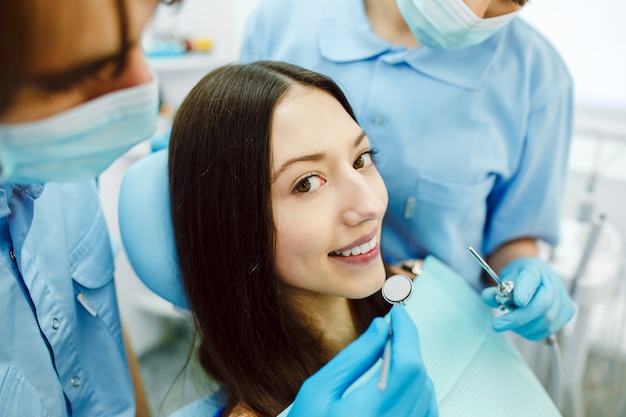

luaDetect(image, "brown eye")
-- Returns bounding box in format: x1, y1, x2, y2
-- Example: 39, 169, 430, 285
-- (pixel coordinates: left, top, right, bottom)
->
292, 175, 324, 194
295, 178, 312, 193
354, 151, 373, 169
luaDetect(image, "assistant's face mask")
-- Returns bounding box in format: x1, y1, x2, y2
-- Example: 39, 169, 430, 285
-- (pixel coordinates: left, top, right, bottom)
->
396, 0, 520, 49
0, 74, 159, 184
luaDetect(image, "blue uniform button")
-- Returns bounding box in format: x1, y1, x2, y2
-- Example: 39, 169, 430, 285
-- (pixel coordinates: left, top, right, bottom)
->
51, 317, 60, 329
70, 376, 81, 387
372, 116, 383, 126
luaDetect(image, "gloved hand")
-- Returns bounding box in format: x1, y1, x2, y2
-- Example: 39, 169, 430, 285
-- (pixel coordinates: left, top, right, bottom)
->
288, 305, 438, 417
481, 257, 575, 341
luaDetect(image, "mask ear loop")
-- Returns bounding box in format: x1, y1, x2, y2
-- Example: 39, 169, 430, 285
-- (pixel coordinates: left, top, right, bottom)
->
378, 274, 414, 390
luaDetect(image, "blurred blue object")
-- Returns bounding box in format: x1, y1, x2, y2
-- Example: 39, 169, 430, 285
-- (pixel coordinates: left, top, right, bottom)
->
144, 39, 186, 58
118, 149, 187, 308
151, 126, 171, 152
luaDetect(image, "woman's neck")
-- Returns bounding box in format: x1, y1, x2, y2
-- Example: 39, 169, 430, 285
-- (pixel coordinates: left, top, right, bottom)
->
291, 292, 358, 354
363, 0, 420, 48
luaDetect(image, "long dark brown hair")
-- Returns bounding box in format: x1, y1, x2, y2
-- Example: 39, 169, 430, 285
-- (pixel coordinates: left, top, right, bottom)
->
168, 61, 389, 416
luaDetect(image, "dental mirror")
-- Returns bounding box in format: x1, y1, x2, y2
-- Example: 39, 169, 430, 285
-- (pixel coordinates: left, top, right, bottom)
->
382, 274, 413, 305
379, 274, 414, 391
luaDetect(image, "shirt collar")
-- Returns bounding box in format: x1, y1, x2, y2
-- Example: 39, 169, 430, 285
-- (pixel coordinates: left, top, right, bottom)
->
16, 184, 45, 199
0, 183, 45, 218
318, 0, 504, 90
318, 0, 394, 63
0, 188, 10, 219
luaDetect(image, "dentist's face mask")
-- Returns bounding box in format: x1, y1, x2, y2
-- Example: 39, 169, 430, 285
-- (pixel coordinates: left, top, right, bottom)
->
396, 0, 520, 49
0, 75, 159, 184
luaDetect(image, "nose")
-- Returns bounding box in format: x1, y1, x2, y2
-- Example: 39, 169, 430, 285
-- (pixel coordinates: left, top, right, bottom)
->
114, 45, 153, 89
340, 169, 387, 226
86, 45, 153, 101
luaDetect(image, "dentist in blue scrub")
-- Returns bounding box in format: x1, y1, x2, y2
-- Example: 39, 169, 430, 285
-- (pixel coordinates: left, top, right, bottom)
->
0, 1, 171, 416
239, 0, 575, 341
0, 1, 423, 416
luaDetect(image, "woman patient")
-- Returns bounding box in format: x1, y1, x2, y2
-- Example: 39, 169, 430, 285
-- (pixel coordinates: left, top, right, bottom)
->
168, 61, 435, 416
120, 61, 562, 417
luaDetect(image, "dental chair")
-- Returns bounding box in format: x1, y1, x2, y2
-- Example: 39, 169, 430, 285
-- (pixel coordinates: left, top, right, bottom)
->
118, 150, 224, 416
119, 150, 564, 417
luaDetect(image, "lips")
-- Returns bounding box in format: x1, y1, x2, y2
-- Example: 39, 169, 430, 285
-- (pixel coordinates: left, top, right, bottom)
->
330, 236, 377, 257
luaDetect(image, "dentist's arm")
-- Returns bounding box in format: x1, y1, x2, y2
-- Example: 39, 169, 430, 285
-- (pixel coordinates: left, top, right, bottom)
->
288, 305, 438, 417
485, 238, 538, 275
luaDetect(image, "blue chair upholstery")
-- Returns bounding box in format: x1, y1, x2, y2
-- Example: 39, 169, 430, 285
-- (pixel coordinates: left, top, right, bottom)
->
118, 149, 188, 308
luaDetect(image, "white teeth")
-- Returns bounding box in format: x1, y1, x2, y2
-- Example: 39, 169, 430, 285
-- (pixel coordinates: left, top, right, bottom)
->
334, 236, 377, 257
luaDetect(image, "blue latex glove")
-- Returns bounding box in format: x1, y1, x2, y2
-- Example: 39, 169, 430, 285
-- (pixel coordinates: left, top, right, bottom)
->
481, 257, 575, 341
288, 305, 438, 417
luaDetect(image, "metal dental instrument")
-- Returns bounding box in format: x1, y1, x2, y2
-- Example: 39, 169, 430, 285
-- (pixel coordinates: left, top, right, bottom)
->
467, 246, 515, 311
382, 274, 414, 305
466, 246, 562, 406
378, 274, 414, 391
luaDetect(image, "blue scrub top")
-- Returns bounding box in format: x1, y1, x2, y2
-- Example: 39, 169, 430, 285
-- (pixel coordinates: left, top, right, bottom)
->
239, 0, 573, 290
0, 181, 135, 416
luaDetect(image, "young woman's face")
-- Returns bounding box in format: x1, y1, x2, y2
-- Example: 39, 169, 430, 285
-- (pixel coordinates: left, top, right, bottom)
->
270, 85, 388, 302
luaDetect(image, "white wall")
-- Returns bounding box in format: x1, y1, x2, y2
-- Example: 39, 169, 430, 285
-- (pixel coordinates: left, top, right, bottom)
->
148, 0, 258, 62
148, 0, 626, 115
519, 0, 626, 114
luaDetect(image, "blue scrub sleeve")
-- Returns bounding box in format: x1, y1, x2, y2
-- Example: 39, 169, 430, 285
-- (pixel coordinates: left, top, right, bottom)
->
484, 86, 573, 254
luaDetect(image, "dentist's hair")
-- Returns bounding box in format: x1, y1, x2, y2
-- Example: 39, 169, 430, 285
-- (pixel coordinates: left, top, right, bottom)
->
0, 0, 181, 116
0, 0, 32, 114
168, 61, 389, 416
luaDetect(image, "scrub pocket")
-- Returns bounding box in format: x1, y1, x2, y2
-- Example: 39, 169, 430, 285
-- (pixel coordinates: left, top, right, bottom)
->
70, 223, 119, 339
414, 174, 494, 205
405, 174, 495, 264
0, 366, 54, 417
69, 206, 121, 342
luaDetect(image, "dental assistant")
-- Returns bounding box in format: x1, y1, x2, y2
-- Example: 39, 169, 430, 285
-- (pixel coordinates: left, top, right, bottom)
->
240, 0, 575, 341
0, 1, 171, 416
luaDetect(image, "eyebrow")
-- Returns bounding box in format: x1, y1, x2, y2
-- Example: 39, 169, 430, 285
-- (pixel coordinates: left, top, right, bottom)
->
272, 130, 367, 182
30, 48, 129, 91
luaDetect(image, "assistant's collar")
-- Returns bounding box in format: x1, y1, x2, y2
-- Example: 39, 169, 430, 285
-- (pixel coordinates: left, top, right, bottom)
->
0, 183, 43, 219
16, 184, 44, 199
318, 0, 394, 62
318, 0, 505, 90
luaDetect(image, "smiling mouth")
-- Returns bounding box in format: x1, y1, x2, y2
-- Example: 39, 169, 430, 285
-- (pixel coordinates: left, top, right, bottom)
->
329, 236, 377, 257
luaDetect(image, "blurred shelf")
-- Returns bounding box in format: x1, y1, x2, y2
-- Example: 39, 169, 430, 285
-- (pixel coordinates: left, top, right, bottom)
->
148, 51, 231, 73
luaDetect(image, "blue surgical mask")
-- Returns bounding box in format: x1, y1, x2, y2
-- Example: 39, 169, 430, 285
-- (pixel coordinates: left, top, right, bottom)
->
0, 75, 159, 184
396, 0, 520, 50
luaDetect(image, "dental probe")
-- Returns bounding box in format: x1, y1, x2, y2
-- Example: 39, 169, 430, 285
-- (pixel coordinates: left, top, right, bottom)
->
467, 246, 502, 286
467, 246, 515, 310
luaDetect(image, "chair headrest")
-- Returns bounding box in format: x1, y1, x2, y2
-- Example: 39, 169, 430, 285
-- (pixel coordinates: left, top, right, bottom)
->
118, 149, 188, 308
